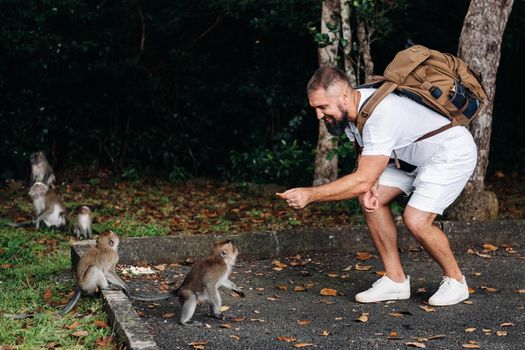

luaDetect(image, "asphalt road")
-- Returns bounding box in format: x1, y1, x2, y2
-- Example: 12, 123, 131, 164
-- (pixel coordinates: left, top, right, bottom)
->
127, 243, 524, 350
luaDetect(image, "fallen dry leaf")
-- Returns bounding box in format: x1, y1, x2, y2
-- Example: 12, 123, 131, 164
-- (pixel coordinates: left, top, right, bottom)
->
500, 322, 514, 327
516, 289, 525, 294
418, 305, 435, 313
468, 287, 476, 294
220, 306, 230, 312
162, 312, 175, 318
220, 323, 232, 329
354, 264, 373, 271
276, 336, 297, 342
327, 273, 339, 278
482, 243, 498, 251
65, 321, 81, 330
465, 328, 476, 333
275, 284, 288, 291
475, 251, 492, 259
405, 342, 426, 348
71, 330, 89, 338
389, 312, 404, 318
356, 252, 373, 260
376, 271, 386, 276
496, 330, 507, 336
428, 334, 446, 340
297, 319, 311, 326
94, 320, 108, 328
320, 288, 337, 296
320, 330, 330, 336
481, 286, 498, 292
154, 264, 166, 271
294, 286, 307, 292
356, 313, 368, 323
271, 260, 288, 268
387, 330, 400, 339
462, 344, 480, 349
463, 300, 474, 305
294, 343, 315, 348
43, 288, 53, 301
229, 335, 240, 340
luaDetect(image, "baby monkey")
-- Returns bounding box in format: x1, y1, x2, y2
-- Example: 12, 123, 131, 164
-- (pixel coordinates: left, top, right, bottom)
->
74, 206, 93, 240
60, 230, 128, 315
133, 240, 244, 326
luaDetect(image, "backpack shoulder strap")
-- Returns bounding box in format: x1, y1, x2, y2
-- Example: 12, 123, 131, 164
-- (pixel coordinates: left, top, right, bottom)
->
357, 81, 398, 135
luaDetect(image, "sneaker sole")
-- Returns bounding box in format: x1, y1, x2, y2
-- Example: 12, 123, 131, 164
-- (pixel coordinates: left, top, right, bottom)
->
428, 292, 469, 306
355, 292, 411, 303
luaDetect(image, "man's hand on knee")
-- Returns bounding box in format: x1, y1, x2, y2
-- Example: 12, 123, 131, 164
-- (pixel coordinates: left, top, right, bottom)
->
362, 185, 379, 213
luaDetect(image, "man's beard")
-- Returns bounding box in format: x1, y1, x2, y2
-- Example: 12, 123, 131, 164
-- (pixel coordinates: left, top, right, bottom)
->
323, 110, 349, 136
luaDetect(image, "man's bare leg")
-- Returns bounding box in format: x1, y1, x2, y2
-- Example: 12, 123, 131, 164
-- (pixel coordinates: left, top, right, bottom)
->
359, 185, 406, 283
402, 205, 462, 281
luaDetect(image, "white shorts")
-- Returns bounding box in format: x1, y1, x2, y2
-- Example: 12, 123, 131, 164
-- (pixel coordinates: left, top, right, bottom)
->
378, 128, 477, 215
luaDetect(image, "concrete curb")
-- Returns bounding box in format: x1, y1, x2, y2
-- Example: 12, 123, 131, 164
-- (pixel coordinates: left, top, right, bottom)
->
71, 219, 525, 349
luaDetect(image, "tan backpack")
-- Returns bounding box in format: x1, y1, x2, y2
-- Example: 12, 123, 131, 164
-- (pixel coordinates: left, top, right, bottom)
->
357, 45, 487, 142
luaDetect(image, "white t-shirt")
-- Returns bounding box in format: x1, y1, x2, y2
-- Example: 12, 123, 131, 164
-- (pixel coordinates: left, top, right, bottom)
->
345, 88, 473, 169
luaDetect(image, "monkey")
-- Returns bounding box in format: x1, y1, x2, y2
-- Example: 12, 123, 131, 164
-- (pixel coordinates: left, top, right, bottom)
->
74, 206, 93, 240
30, 151, 55, 188
132, 240, 245, 326
60, 230, 128, 315
28, 182, 67, 229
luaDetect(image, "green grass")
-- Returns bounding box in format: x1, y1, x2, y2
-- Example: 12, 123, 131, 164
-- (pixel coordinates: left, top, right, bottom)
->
0, 222, 114, 349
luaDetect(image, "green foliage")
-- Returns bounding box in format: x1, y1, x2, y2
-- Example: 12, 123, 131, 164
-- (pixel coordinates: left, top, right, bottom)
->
0, 0, 523, 183
225, 140, 315, 186
0, 225, 112, 349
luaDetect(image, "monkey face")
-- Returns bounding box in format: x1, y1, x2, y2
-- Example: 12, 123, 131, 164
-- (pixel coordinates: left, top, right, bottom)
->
29, 151, 46, 165
214, 240, 239, 262
80, 206, 91, 215
28, 182, 49, 197
98, 230, 120, 250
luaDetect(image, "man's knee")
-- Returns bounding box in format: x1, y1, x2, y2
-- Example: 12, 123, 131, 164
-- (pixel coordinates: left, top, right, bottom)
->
403, 209, 435, 238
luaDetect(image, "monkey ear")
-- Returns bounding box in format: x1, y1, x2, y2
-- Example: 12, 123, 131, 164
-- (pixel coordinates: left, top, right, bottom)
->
220, 250, 227, 257
109, 239, 115, 247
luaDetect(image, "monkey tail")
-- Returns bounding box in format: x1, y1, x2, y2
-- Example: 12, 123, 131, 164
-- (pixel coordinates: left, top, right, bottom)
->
59, 287, 82, 315
131, 288, 179, 302
5, 221, 33, 228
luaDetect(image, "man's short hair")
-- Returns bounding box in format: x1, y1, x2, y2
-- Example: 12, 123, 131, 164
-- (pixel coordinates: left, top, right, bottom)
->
306, 66, 349, 94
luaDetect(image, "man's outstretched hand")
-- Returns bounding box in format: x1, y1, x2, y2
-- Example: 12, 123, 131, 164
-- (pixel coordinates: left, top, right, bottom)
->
276, 188, 312, 209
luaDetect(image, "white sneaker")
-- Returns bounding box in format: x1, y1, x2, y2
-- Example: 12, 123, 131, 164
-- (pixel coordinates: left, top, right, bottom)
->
355, 275, 411, 303
428, 276, 469, 306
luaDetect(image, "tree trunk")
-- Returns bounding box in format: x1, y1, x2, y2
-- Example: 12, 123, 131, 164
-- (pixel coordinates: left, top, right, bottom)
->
313, 0, 341, 186
340, 0, 357, 87
356, 19, 373, 83
447, 0, 514, 221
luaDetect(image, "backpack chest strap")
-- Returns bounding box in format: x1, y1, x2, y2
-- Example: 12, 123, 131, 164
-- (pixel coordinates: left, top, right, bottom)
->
357, 81, 398, 135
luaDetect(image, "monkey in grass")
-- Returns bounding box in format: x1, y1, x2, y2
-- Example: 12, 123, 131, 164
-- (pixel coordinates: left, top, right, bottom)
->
6, 181, 67, 229
30, 151, 55, 188
74, 206, 93, 240
60, 230, 128, 315
29, 182, 67, 229
133, 240, 245, 326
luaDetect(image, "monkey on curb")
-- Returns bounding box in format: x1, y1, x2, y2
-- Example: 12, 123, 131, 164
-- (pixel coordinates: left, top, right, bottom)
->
30, 151, 55, 188
60, 230, 128, 315
132, 240, 245, 326
74, 206, 93, 240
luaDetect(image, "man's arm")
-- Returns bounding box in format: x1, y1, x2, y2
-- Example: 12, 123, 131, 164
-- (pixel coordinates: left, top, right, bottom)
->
277, 155, 389, 209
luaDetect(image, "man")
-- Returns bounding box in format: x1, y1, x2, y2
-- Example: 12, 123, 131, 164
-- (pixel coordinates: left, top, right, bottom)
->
277, 66, 477, 306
